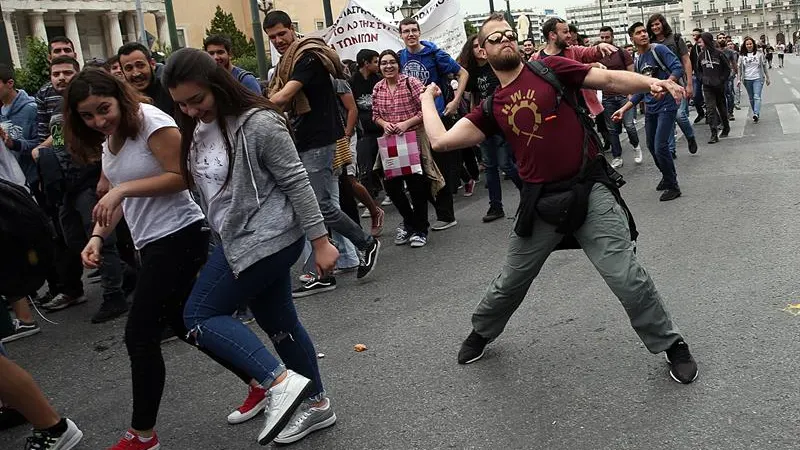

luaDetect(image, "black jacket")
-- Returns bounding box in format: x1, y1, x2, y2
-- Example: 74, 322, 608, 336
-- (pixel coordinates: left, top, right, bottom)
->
697, 49, 731, 87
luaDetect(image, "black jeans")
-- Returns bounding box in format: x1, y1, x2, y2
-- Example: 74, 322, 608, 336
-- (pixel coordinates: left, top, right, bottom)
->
702, 85, 729, 132
338, 174, 360, 225
459, 147, 480, 183
126, 221, 251, 430
384, 174, 430, 235
356, 134, 381, 198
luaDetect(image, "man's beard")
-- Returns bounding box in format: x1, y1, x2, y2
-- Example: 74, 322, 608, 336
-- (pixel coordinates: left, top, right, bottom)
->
487, 49, 522, 72
555, 37, 568, 50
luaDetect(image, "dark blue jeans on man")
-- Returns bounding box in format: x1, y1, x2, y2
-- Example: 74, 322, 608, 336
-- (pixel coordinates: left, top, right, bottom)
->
602, 95, 640, 158
479, 134, 521, 209
725, 77, 736, 114
644, 110, 679, 189
692, 75, 705, 116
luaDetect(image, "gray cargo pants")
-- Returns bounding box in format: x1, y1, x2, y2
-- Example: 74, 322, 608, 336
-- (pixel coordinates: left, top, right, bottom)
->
472, 184, 682, 353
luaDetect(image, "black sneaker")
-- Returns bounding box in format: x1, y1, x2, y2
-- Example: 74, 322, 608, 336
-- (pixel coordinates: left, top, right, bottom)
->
482, 206, 505, 223
292, 277, 337, 298
656, 178, 667, 191
0, 407, 27, 430
25, 418, 83, 450
688, 136, 698, 155
753, 115, 759, 123
708, 133, 719, 144
161, 325, 179, 344
458, 330, 492, 364
659, 188, 682, 202
672, 151, 677, 159
665, 340, 698, 384
356, 239, 381, 279
728, 112, 735, 121
32, 291, 54, 307
720, 127, 730, 138
1, 319, 41, 343
91, 299, 128, 324
693, 114, 705, 124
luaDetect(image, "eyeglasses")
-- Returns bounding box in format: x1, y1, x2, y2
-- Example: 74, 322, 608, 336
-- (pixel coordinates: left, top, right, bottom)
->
379, 61, 398, 67
482, 30, 518, 46
401, 29, 420, 36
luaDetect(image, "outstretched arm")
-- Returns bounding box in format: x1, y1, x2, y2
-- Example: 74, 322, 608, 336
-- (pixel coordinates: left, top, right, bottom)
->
421, 84, 485, 152
582, 67, 685, 104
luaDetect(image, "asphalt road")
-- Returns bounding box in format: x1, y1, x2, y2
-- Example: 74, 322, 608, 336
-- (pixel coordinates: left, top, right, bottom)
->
3, 56, 800, 450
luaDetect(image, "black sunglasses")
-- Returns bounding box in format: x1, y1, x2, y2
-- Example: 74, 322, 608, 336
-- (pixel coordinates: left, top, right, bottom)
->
482, 30, 518, 47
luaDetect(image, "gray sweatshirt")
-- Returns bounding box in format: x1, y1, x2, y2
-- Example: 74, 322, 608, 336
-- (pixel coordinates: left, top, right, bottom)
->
192, 108, 326, 275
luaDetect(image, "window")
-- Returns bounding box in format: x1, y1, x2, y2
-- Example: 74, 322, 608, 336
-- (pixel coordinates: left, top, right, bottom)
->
709, 0, 716, 10
696, 20, 702, 28
743, 16, 750, 25
694, 1, 700, 11
711, 18, 717, 28
741, 0, 749, 6
315, 21, 324, 30
725, 0, 731, 8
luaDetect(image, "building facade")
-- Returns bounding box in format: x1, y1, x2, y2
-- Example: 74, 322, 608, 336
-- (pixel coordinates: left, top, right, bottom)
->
684, 0, 800, 44
465, 8, 562, 43
3, 0, 171, 67
566, 0, 684, 46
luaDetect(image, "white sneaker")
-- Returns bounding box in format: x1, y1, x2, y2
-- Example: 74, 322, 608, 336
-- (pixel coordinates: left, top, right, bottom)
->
257, 370, 312, 445
633, 146, 643, 164
610, 157, 623, 169
380, 197, 393, 206
361, 209, 371, 218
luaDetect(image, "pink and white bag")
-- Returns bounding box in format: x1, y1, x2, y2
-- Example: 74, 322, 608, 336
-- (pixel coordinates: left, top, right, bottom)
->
377, 131, 422, 180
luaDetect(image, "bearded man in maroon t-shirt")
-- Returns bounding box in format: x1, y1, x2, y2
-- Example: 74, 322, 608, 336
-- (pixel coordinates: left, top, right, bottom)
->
420, 13, 699, 385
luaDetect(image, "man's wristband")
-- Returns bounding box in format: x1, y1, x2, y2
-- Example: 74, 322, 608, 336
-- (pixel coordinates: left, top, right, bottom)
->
90, 234, 105, 244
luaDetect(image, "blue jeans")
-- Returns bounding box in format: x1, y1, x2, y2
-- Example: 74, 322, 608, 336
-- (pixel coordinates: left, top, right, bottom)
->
184, 240, 324, 397
743, 78, 764, 117
300, 144, 373, 251
602, 95, 640, 158
479, 134, 521, 209
668, 97, 695, 154
725, 77, 736, 113
645, 110, 679, 189
692, 75, 705, 115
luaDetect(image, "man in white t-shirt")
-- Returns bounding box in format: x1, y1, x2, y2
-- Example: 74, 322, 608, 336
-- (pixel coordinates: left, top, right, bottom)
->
777, 43, 785, 68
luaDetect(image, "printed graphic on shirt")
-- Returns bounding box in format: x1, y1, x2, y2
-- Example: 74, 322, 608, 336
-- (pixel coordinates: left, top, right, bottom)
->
356, 93, 373, 111
501, 89, 543, 146
402, 60, 431, 85
638, 62, 658, 78
192, 134, 227, 195
0, 121, 24, 140
49, 114, 65, 149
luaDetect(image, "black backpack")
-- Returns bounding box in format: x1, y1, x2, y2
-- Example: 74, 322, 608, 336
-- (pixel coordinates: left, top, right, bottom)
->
481, 60, 604, 176
0, 179, 54, 297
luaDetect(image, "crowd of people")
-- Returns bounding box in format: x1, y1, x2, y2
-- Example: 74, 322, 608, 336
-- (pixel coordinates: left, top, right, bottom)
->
1, 6, 787, 448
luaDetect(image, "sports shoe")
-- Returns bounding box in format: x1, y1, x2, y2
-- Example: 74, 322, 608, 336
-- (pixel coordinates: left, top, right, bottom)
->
659, 188, 682, 202
1, 319, 41, 343
257, 370, 312, 445
274, 397, 337, 444
394, 227, 411, 245
228, 385, 268, 425
25, 418, 83, 450
720, 127, 730, 138
32, 291, 54, 307
610, 157, 623, 169
431, 220, 457, 231
693, 114, 705, 124
108, 430, 159, 450
633, 146, 643, 164
458, 330, 492, 364
753, 114, 759, 123
360, 209, 371, 218
665, 340, 698, 384
482, 206, 505, 223
356, 238, 380, 279
463, 179, 476, 197
235, 308, 255, 325
292, 277, 336, 298
728, 112, 735, 121
0, 406, 27, 430
91, 298, 128, 324
41, 293, 86, 312
298, 272, 316, 283
409, 233, 427, 248
381, 196, 393, 206
656, 178, 666, 191
160, 326, 178, 344
688, 136, 698, 155
671, 151, 677, 159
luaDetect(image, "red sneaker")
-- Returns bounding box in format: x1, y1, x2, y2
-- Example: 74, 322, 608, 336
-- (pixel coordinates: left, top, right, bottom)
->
463, 179, 476, 197
108, 430, 160, 450
227, 385, 268, 424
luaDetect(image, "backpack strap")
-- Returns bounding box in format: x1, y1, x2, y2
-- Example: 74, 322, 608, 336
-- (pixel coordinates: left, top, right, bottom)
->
649, 45, 670, 76
237, 69, 254, 83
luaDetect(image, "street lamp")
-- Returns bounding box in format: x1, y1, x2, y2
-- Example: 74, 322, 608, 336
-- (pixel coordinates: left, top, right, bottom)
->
399, 0, 422, 19
385, 2, 402, 19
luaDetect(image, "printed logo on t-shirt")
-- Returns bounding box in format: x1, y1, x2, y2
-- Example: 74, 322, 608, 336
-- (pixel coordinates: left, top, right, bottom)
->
49, 113, 65, 149
501, 89, 543, 146
402, 60, 431, 85
476, 74, 493, 100
356, 93, 373, 111
0, 121, 23, 140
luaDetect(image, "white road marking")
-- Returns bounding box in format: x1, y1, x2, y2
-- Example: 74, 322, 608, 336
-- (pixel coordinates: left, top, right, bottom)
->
775, 103, 800, 134
783, 77, 791, 84
791, 88, 800, 99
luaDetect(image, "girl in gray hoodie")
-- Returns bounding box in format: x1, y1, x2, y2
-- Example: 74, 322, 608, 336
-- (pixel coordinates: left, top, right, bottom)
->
163, 48, 338, 446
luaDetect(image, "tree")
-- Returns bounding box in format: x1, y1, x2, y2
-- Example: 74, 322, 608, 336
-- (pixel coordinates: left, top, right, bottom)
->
14, 37, 49, 95
464, 20, 478, 37
205, 5, 256, 58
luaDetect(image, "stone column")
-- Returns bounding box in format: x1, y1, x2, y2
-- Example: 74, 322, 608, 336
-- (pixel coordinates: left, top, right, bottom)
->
2, 10, 20, 67
106, 11, 124, 55
134, 11, 143, 43
124, 12, 137, 43
28, 10, 48, 43
63, 10, 83, 64
155, 12, 169, 49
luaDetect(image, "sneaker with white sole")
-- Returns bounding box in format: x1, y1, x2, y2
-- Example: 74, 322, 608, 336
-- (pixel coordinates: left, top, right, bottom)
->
257, 370, 313, 445
610, 157, 623, 169
1, 319, 41, 343
380, 197, 393, 206
26, 418, 84, 450
409, 233, 427, 248
431, 220, 457, 231
228, 385, 268, 425
274, 397, 337, 444
361, 209, 371, 218
633, 146, 643, 164
41, 293, 86, 312
356, 239, 380, 279
394, 227, 411, 245
292, 277, 336, 298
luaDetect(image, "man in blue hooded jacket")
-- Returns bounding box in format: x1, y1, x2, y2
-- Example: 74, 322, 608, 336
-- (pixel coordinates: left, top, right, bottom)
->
398, 17, 469, 231
0, 64, 38, 186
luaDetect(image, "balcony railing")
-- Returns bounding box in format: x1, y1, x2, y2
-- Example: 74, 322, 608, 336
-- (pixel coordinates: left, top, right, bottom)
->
692, 9, 703, 15
708, 8, 719, 12
723, 6, 735, 11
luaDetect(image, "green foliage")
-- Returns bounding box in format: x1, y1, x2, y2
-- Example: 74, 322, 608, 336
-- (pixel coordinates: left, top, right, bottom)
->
464, 20, 478, 37
16, 37, 49, 94
206, 5, 256, 58
232, 55, 261, 75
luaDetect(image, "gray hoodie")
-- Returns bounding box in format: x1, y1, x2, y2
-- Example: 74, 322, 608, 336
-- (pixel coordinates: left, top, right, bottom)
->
192, 108, 326, 276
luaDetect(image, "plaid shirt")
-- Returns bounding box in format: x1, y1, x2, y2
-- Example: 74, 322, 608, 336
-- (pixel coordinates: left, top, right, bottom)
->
35, 83, 60, 144
372, 74, 425, 126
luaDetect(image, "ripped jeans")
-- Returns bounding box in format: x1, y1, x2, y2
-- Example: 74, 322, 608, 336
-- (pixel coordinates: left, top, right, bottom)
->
184, 238, 324, 398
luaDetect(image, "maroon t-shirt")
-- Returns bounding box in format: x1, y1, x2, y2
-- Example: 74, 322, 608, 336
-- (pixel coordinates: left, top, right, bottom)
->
465, 57, 596, 184
599, 49, 634, 96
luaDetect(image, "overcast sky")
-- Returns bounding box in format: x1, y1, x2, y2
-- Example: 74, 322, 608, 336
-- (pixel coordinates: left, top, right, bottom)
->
356, 0, 573, 20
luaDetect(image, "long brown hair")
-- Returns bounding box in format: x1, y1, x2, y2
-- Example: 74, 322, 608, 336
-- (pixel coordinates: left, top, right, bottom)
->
161, 47, 281, 190
740, 36, 758, 55
63, 68, 148, 164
